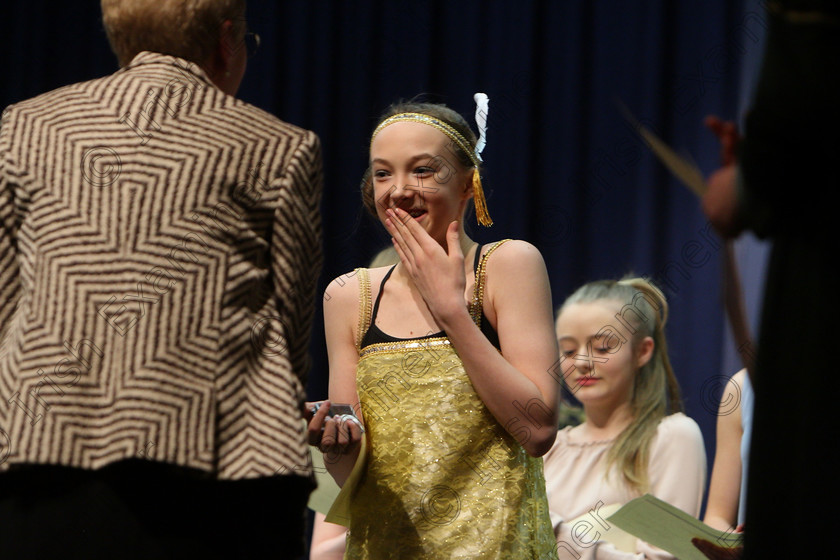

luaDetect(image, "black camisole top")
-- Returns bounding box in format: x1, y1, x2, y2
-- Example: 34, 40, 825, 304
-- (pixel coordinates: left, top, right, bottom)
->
360, 245, 501, 350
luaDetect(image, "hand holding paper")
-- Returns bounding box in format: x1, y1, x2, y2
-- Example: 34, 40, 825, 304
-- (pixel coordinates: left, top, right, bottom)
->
692, 536, 744, 560
619, 103, 754, 378
606, 494, 743, 560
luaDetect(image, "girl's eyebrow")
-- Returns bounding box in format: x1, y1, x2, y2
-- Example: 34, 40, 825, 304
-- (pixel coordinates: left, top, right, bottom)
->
557, 334, 608, 343
371, 153, 437, 166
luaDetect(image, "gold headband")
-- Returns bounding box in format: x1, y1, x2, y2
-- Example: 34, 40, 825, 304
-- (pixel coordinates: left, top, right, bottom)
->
370, 112, 493, 226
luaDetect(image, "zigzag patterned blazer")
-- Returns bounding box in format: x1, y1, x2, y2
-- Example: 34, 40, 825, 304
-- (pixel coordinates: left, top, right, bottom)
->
0, 52, 323, 480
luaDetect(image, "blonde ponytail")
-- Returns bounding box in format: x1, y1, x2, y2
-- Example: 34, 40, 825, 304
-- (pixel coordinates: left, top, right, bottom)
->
559, 276, 683, 492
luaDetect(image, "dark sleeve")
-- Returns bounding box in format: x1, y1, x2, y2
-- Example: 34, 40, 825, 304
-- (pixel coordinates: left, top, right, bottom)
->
738, 7, 840, 238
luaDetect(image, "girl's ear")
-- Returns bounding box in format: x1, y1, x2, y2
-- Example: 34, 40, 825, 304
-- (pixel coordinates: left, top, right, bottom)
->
635, 336, 655, 369
462, 168, 476, 200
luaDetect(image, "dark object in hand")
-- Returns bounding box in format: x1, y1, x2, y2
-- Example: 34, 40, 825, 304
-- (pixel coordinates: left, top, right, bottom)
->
310, 402, 356, 418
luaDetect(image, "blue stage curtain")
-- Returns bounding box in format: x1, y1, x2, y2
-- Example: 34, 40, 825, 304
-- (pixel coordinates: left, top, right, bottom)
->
2, 0, 774, 511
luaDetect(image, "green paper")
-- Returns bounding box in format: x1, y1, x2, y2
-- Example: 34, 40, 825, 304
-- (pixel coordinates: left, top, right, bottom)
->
606, 494, 743, 560
618, 101, 707, 198
307, 445, 342, 515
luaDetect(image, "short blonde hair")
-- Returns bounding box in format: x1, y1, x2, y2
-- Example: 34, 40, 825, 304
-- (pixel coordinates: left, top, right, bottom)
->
101, 0, 246, 67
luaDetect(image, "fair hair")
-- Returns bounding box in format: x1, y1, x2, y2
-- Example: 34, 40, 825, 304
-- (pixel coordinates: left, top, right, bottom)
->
101, 0, 246, 67
559, 276, 683, 492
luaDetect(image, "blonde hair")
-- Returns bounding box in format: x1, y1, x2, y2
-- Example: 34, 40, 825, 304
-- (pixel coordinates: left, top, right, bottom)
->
559, 276, 683, 492
101, 0, 246, 67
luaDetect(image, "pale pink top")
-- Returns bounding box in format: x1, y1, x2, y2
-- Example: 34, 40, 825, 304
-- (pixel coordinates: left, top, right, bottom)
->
543, 413, 706, 560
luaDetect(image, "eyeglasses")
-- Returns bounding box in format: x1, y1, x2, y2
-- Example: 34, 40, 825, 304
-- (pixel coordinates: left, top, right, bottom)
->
244, 32, 260, 59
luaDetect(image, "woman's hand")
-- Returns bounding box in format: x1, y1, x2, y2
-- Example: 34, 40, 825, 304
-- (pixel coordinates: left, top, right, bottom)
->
691, 523, 744, 560
702, 115, 744, 238
384, 209, 467, 324
305, 400, 363, 458
704, 115, 740, 166
321, 415, 363, 464
691, 537, 743, 560
305, 400, 330, 446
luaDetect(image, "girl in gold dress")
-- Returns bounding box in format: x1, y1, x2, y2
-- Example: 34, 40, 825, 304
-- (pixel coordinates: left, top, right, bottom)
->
309, 100, 558, 559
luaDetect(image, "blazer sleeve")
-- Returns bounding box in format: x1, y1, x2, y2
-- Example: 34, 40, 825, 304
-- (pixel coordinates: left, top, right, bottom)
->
737, 8, 840, 238
269, 130, 323, 386
0, 106, 23, 427
0, 106, 21, 350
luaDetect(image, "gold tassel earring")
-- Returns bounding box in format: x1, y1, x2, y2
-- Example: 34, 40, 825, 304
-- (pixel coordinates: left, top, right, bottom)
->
472, 171, 493, 226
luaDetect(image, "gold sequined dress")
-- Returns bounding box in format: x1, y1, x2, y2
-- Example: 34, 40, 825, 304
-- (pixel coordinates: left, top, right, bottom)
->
344, 241, 556, 559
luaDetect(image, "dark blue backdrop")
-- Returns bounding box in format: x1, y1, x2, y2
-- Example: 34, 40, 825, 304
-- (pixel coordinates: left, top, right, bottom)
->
2, 0, 772, 513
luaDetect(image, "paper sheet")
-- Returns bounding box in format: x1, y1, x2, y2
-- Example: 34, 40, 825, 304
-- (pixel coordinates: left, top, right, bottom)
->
306, 444, 342, 515
323, 432, 368, 527
618, 102, 707, 197
606, 494, 743, 560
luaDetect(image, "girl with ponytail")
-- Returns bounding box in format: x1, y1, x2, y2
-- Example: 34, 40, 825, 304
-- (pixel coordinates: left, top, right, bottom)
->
543, 277, 706, 559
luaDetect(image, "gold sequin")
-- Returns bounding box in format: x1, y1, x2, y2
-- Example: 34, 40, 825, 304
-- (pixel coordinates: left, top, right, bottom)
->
470, 240, 511, 327
346, 244, 554, 558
